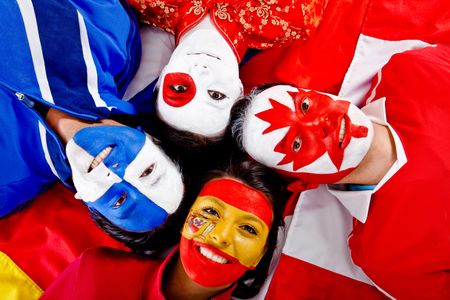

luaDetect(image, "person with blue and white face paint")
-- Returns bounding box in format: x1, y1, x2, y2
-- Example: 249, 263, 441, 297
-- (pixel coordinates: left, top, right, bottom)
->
66, 125, 184, 232
0, 0, 185, 235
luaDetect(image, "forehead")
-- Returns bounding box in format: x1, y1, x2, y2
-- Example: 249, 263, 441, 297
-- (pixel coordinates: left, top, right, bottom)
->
197, 178, 273, 227
249, 85, 298, 114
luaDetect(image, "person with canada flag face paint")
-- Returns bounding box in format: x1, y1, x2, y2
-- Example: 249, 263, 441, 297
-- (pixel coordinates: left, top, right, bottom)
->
231, 45, 450, 299
41, 159, 285, 300
126, 0, 326, 144
232, 83, 378, 191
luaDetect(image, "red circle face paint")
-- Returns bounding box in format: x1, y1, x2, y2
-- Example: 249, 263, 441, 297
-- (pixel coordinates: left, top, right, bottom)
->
162, 72, 196, 107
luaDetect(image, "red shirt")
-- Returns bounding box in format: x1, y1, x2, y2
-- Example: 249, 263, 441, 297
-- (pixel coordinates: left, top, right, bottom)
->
41, 246, 235, 300
127, 0, 326, 61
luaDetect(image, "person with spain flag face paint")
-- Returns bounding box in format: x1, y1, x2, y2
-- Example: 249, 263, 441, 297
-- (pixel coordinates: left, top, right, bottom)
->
41, 159, 285, 300
231, 83, 396, 191
177, 177, 273, 291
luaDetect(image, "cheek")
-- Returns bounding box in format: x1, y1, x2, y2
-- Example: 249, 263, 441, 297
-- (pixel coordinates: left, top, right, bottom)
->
235, 236, 267, 267
182, 212, 214, 239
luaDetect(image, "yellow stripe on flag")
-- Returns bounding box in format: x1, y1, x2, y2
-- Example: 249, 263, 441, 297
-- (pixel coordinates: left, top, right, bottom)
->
0, 251, 42, 300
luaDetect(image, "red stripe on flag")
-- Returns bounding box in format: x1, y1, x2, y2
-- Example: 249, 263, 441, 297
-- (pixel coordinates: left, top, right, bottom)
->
0, 183, 126, 290
265, 253, 387, 299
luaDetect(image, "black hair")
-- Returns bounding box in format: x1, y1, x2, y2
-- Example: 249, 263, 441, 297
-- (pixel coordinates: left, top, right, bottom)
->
88, 146, 196, 256
146, 111, 240, 183
196, 155, 288, 299
88, 178, 196, 256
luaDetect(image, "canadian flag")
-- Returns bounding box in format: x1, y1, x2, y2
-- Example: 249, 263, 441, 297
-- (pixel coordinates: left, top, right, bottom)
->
241, 0, 450, 299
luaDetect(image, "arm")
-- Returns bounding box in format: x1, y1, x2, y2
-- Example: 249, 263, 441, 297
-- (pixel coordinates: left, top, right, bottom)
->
45, 108, 123, 144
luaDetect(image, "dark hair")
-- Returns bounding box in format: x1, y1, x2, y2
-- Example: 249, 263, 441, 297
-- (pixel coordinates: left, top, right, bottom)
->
197, 156, 288, 299
88, 179, 196, 255
146, 111, 240, 182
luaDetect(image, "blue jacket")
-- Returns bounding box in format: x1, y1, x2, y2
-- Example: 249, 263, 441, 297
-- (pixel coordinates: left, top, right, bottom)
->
0, 0, 142, 216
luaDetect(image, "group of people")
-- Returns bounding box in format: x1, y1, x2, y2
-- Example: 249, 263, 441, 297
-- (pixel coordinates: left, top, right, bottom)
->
1, 0, 449, 299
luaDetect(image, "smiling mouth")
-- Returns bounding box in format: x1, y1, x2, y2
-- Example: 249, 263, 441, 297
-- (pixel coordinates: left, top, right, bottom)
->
88, 146, 112, 172
198, 246, 229, 264
339, 117, 346, 148
187, 52, 221, 60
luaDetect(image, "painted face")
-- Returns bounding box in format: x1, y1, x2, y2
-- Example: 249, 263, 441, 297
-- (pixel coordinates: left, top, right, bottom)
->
156, 29, 243, 138
66, 126, 184, 232
180, 178, 272, 288
242, 85, 374, 184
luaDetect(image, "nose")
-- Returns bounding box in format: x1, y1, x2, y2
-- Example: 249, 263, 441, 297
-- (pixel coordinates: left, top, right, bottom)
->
318, 114, 333, 137
108, 162, 126, 178
209, 222, 232, 248
190, 63, 210, 76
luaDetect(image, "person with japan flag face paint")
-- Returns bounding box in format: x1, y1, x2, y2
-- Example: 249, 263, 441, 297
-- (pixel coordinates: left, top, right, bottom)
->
126, 0, 326, 149
41, 159, 286, 300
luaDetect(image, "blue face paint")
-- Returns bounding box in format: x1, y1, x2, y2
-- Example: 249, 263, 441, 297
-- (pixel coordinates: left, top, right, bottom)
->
72, 125, 145, 178
87, 181, 168, 232
66, 126, 184, 232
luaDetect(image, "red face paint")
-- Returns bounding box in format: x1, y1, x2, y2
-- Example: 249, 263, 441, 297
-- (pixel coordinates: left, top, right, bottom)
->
162, 72, 196, 107
199, 178, 272, 227
180, 237, 249, 287
256, 90, 368, 171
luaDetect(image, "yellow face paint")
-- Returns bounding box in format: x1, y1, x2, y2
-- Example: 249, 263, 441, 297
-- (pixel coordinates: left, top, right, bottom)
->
182, 195, 270, 268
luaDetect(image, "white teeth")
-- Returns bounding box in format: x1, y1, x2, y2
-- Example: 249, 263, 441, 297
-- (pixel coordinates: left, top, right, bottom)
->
339, 118, 346, 145
199, 247, 228, 264
88, 146, 112, 172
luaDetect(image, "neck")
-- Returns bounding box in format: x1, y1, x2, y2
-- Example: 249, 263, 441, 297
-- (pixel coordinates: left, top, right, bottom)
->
45, 108, 122, 144
337, 122, 397, 185
163, 257, 229, 300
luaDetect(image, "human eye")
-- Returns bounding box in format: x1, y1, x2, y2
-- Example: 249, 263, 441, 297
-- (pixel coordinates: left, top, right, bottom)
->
113, 192, 127, 208
140, 163, 155, 178
240, 224, 257, 235
207, 90, 226, 101
292, 137, 301, 153
170, 84, 188, 93
301, 97, 311, 114
202, 207, 220, 218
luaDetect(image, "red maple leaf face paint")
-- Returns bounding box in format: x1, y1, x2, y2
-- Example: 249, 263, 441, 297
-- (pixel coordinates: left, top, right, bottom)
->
242, 85, 374, 183
162, 72, 196, 107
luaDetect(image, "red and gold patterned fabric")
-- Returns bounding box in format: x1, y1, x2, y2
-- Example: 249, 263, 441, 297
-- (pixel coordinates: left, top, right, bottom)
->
127, 0, 326, 60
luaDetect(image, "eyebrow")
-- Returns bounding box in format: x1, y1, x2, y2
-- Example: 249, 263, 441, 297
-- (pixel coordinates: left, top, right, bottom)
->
240, 215, 265, 228
202, 196, 226, 209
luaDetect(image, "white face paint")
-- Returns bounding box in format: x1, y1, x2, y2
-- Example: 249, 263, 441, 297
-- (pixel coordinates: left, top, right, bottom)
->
242, 85, 374, 183
122, 137, 184, 213
67, 134, 184, 214
156, 28, 243, 138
